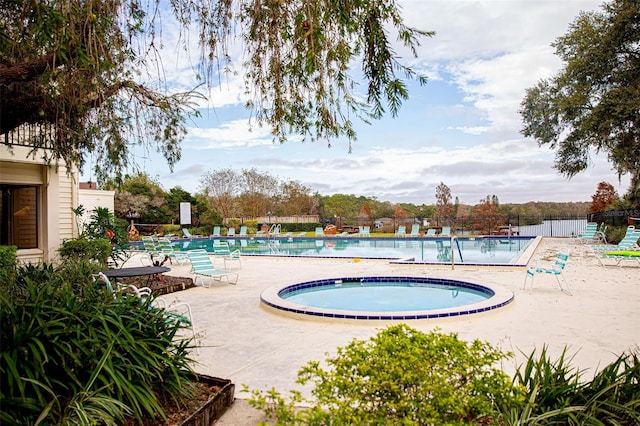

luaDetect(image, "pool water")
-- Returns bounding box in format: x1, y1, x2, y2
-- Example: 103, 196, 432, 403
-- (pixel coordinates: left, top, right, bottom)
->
174, 236, 534, 265
282, 281, 489, 312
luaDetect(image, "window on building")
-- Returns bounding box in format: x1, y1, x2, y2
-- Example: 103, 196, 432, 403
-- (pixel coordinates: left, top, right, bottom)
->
0, 185, 39, 249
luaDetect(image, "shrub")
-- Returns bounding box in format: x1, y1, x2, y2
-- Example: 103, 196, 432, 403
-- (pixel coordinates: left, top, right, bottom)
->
58, 237, 112, 265
0, 264, 198, 425
160, 224, 181, 236
0, 245, 17, 288
246, 324, 519, 425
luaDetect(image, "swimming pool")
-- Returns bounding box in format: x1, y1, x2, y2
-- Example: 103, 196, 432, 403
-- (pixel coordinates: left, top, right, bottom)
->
170, 236, 536, 265
261, 276, 514, 320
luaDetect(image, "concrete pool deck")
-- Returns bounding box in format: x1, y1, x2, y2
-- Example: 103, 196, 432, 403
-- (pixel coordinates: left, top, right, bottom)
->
139, 237, 638, 424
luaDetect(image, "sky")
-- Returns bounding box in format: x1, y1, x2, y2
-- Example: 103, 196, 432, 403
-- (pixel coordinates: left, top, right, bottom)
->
84, 0, 631, 205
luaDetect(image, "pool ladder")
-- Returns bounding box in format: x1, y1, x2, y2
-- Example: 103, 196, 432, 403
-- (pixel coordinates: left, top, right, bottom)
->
450, 236, 463, 269
268, 223, 281, 238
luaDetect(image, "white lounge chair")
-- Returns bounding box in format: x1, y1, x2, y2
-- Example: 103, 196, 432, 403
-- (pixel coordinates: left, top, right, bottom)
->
187, 249, 238, 286
153, 297, 198, 352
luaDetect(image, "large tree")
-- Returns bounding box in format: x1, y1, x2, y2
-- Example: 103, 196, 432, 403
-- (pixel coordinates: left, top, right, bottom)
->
0, 0, 431, 182
590, 181, 620, 213
519, 0, 640, 208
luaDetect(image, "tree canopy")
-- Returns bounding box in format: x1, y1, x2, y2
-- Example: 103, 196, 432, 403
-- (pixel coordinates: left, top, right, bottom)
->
519, 0, 639, 207
0, 0, 432, 182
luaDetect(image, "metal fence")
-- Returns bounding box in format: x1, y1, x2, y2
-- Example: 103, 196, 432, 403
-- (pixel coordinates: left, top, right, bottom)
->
335, 215, 592, 237
589, 209, 640, 227
423, 215, 590, 237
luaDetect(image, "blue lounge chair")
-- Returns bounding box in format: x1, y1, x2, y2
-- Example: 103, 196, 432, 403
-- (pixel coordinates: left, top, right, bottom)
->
212, 226, 221, 237
395, 225, 406, 237
425, 229, 437, 237
239, 226, 248, 237
156, 237, 189, 265
213, 241, 242, 269
227, 227, 236, 237
574, 222, 599, 244
524, 252, 571, 295
440, 226, 451, 237
591, 226, 639, 266
590, 226, 638, 252
187, 249, 238, 286
409, 224, 420, 237
358, 226, 370, 237
182, 228, 203, 238
315, 227, 325, 237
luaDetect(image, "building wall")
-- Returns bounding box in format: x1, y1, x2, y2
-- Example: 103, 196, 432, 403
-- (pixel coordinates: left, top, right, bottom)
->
1, 145, 78, 264
78, 188, 116, 229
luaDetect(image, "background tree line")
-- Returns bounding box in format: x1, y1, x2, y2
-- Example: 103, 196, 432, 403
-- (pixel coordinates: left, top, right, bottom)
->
104, 171, 634, 231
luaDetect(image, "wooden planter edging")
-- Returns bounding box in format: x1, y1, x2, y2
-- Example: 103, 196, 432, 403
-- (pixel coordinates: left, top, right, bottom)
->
180, 375, 235, 426
154, 279, 196, 295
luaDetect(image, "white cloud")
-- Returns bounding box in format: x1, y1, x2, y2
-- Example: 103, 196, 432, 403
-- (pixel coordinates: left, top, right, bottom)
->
103, 0, 631, 206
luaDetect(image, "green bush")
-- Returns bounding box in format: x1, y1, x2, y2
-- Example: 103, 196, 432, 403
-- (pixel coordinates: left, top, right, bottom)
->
58, 237, 112, 265
246, 324, 519, 425
160, 224, 181, 236
247, 325, 640, 425
0, 263, 198, 425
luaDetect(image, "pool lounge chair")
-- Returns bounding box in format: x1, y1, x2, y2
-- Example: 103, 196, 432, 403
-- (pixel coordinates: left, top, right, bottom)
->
153, 297, 198, 352
239, 226, 248, 237
227, 227, 236, 237
524, 252, 572, 295
358, 226, 371, 237
395, 226, 406, 237
574, 222, 599, 244
212, 226, 221, 237
182, 228, 203, 238
425, 229, 437, 237
409, 224, 420, 237
600, 250, 640, 267
212, 241, 242, 269
590, 226, 640, 266
440, 227, 451, 237
590, 226, 638, 252
187, 249, 238, 286
140, 236, 160, 266
315, 227, 325, 237
157, 237, 189, 265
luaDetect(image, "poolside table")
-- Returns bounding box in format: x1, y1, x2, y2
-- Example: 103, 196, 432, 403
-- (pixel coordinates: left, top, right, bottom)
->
100, 266, 170, 286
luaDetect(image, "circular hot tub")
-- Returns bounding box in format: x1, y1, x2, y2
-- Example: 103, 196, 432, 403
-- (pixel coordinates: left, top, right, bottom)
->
261, 276, 514, 321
